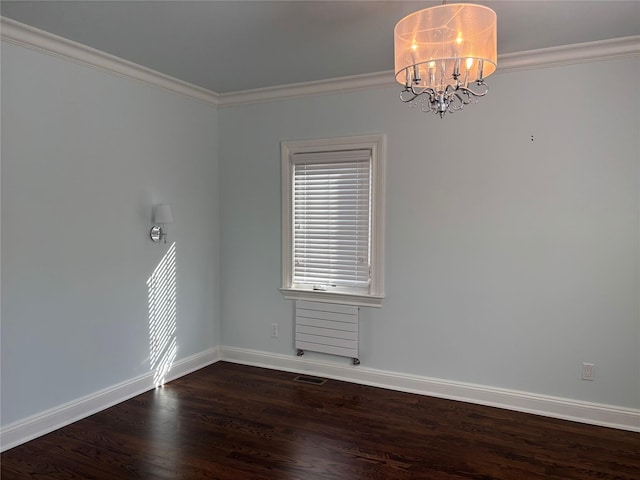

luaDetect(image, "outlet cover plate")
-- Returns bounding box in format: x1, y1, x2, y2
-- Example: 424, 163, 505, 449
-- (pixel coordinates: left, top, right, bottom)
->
581, 363, 594, 381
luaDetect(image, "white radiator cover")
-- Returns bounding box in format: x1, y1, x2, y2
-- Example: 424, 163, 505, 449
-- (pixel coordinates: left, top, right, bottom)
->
295, 300, 359, 363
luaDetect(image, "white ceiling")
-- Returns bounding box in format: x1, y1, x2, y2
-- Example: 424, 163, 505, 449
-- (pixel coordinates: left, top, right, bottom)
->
2, 1, 639, 94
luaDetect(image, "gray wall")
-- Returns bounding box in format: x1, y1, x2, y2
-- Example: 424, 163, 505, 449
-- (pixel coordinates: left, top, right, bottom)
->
2, 36, 638, 433
1, 42, 220, 425
219, 57, 640, 409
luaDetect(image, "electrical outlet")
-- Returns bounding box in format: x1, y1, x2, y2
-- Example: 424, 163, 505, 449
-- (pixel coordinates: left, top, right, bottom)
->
581, 363, 594, 381
271, 323, 279, 338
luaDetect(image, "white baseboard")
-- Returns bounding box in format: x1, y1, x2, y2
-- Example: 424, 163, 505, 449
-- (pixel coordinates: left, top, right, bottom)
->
220, 346, 640, 433
3, 344, 637, 453
0, 347, 220, 452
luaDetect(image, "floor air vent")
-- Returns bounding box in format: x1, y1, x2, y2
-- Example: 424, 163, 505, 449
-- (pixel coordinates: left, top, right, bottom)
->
293, 375, 327, 386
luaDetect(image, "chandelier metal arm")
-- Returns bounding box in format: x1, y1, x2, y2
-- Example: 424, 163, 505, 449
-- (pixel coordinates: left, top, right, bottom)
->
399, 80, 490, 117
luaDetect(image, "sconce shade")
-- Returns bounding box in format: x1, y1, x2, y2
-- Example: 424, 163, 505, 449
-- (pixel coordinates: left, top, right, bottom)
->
394, 3, 497, 92
153, 204, 174, 224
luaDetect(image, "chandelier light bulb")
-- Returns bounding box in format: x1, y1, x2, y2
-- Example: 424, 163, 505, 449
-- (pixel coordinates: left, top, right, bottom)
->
466, 57, 474, 70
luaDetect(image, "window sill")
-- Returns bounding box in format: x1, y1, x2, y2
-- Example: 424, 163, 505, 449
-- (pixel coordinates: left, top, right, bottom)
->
280, 288, 384, 308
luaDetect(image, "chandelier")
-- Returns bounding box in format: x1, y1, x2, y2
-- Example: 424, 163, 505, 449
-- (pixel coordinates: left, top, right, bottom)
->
394, 2, 497, 118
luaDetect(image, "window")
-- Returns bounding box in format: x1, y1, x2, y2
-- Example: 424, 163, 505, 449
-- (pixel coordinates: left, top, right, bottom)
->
281, 135, 385, 307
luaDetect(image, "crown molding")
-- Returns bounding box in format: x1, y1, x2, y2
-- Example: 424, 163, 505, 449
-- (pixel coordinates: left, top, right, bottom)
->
217, 70, 393, 108
497, 35, 640, 74
0, 16, 219, 106
2, 16, 637, 109
219, 35, 640, 107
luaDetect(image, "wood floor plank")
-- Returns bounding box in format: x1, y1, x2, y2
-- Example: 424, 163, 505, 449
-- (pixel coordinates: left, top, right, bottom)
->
2, 361, 639, 479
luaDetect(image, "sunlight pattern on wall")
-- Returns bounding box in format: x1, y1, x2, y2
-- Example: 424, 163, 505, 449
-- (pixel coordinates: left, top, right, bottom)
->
147, 242, 178, 387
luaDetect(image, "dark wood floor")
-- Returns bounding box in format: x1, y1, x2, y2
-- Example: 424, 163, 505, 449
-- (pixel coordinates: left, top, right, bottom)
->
2, 362, 639, 479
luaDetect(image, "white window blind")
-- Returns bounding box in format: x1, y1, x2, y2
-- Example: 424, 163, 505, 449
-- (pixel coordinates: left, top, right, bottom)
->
292, 149, 372, 290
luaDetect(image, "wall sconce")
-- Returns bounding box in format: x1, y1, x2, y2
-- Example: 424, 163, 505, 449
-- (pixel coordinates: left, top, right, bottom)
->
150, 204, 174, 243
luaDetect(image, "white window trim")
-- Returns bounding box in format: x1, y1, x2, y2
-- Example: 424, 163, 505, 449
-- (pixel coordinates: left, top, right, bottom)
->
281, 134, 385, 308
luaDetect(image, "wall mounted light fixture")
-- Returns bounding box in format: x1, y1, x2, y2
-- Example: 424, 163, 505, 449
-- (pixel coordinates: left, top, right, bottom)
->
150, 204, 174, 243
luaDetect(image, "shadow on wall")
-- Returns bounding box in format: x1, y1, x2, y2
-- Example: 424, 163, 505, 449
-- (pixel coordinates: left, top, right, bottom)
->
147, 242, 178, 387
